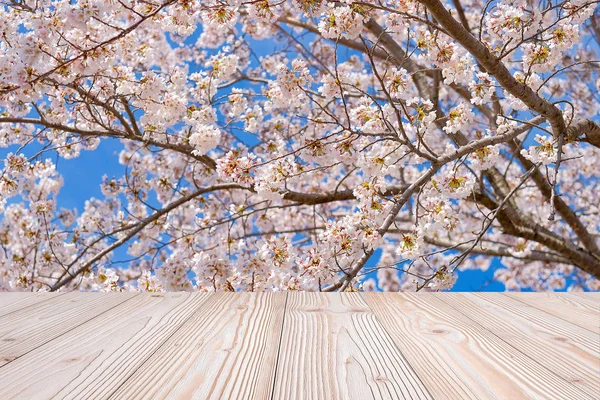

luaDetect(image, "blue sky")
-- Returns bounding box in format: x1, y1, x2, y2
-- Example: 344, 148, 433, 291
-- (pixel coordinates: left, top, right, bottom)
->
4, 19, 595, 292
5, 135, 507, 291
55, 26, 509, 291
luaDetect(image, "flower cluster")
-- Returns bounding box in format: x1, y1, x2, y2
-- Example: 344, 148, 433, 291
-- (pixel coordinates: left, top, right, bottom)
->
318, 5, 367, 40
443, 103, 474, 134
406, 97, 436, 130
520, 134, 556, 165
396, 230, 425, 260
0, 0, 597, 295
217, 149, 260, 186
350, 97, 388, 134
469, 73, 496, 105
188, 124, 221, 156
431, 172, 475, 200
387, 67, 410, 99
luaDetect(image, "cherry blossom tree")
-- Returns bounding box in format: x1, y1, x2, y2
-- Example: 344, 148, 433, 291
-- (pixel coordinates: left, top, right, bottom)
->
0, 0, 598, 292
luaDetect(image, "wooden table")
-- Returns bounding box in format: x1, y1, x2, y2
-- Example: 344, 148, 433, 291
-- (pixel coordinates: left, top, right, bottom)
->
0, 292, 598, 399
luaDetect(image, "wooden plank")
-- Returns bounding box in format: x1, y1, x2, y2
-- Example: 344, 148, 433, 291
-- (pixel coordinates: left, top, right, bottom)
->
272, 292, 431, 400
0, 292, 136, 367
447, 293, 599, 398
366, 293, 589, 400
0, 292, 596, 399
0, 292, 209, 399
568, 293, 600, 310
469, 293, 599, 355
110, 292, 286, 400
0, 292, 66, 318
573, 292, 600, 300
507, 293, 600, 334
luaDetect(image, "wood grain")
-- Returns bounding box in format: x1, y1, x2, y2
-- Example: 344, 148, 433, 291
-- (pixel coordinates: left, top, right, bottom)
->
110, 292, 287, 400
0, 292, 597, 400
366, 293, 589, 400
507, 292, 600, 334
0, 293, 207, 399
272, 292, 431, 400
447, 293, 599, 398
569, 292, 600, 310
0, 292, 66, 318
0, 292, 135, 367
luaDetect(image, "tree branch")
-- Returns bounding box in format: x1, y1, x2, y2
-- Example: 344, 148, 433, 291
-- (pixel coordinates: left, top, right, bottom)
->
417, 0, 567, 138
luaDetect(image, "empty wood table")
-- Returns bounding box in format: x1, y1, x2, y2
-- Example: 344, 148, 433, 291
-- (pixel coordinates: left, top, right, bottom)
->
0, 292, 598, 399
